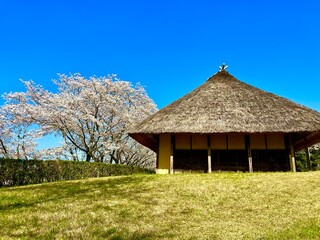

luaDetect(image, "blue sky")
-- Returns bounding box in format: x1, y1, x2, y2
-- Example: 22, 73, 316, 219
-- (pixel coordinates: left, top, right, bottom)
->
1, 1, 320, 116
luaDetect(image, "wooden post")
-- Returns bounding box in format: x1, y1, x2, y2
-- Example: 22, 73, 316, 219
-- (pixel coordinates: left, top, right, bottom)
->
207, 135, 212, 173
170, 135, 174, 174
248, 153, 253, 173
208, 149, 212, 173
170, 153, 174, 174
290, 145, 296, 172
156, 142, 159, 170
305, 147, 311, 171
246, 135, 253, 173
289, 135, 296, 172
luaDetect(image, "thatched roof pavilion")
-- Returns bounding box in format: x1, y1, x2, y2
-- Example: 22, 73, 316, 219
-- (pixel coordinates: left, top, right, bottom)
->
129, 66, 320, 173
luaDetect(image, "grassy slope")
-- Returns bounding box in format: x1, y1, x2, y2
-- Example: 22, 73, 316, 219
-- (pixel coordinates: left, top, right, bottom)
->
0, 172, 320, 239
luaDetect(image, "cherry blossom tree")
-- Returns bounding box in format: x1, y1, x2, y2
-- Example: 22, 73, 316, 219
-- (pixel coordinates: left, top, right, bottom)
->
4, 74, 157, 166
0, 99, 40, 160
0, 112, 9, 158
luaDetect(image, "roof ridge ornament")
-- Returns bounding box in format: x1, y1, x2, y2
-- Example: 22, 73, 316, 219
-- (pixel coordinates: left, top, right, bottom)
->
219, 63, 228, 72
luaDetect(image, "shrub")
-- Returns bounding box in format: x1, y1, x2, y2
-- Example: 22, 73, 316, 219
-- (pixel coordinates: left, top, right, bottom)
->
0, 159, 154, 187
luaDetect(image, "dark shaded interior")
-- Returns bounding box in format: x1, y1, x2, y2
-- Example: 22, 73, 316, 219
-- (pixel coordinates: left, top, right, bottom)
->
173, 149, 290, 172
174, 150, 208, 172
212, 150, 248, 172
252, 150, 290, 171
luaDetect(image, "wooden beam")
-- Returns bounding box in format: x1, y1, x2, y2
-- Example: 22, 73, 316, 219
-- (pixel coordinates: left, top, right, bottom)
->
294, 131, 320, 151
129, 133, 158, 152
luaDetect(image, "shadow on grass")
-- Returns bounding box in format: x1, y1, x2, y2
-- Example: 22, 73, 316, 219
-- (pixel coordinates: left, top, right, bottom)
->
0, 175, 156, 212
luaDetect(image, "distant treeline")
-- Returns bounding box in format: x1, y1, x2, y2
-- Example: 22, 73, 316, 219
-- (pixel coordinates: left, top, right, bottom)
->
0, 159, 154, 187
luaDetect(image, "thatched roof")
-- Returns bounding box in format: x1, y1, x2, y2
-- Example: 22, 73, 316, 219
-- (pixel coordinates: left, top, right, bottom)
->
129, 69, 320, 150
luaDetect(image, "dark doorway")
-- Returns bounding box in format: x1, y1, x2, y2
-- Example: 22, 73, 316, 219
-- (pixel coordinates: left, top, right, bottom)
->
211, 150, 248, 172
174, 150, 208, 172
252, 150, 290, 171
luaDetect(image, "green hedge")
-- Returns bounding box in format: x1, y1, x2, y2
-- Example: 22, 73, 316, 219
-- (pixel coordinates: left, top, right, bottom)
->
0, 159, 154, 187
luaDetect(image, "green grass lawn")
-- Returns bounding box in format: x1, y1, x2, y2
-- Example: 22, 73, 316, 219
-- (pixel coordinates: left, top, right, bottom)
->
1, 172, 320, 239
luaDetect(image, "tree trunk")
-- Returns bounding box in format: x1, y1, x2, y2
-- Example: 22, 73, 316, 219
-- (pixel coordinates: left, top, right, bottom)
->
0, 139, 8, 157
86, 153, 91, 162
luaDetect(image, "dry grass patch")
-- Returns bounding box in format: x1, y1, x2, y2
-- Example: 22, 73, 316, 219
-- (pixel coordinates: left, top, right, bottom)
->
1, 172, 320, 239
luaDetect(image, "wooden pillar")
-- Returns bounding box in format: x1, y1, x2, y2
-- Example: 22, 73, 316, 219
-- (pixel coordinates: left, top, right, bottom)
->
289, 134, 296, 172
170, 154, 173, 174
305, 147, 311, 171
248, 151, 253, 173
156, 139, 159, 170
170, 135, 174, 174
207, 135, 212, 173
246, 135, 253, 173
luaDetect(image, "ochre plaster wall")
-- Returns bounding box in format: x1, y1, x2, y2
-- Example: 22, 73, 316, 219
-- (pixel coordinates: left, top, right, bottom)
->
251, 133, 266, 150
266, 133, 285, 149
211, 134, 227, 149
157, 134, 171, 173
210, 133, 245, 150
228, 133, 245, 150
192, 134, 207, 149
175, 134, 190, 150
251, 133, 285, 150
